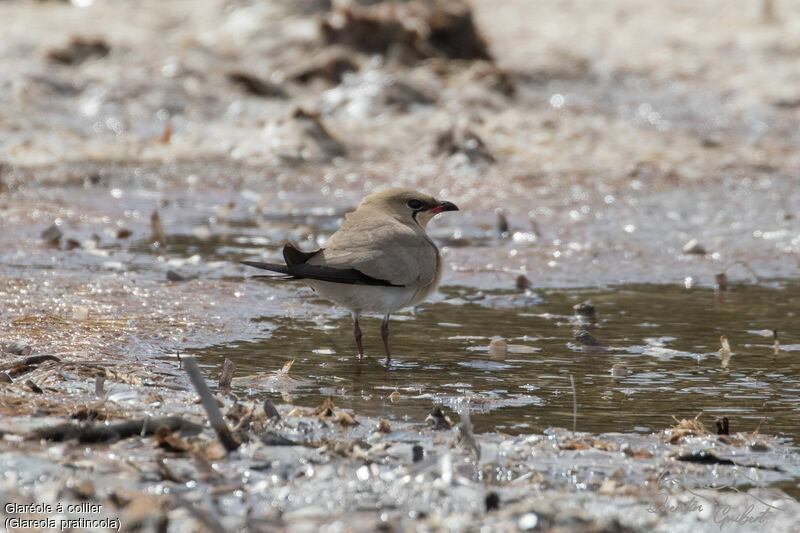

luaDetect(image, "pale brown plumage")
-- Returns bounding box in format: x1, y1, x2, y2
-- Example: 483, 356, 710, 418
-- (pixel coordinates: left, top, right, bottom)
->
242, 188, 459, 362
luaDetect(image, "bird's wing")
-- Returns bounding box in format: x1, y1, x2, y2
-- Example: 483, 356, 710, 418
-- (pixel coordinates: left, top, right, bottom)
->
310, 209, 438, 287
240, 260, 399, 286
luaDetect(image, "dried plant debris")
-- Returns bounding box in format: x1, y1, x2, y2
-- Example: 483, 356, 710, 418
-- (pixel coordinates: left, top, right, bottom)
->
47, 37, 110, 65
321, 71, 435, 117
154, 426, 193, 452
313, 395, 337, 417
435, 124, 495, 164
0, 354, 60, 377
264, 108, 346, 162
682, 238, 707, 255
228, 72, 287, 98
666, 412, 707, 443
290, 49, 358, 84
159, 122, 172, 144
25, 379, 43, 393
321, 1, 491, 62
458, 60, 516, 97
1, 342, 32, 356
335, 409, 358, 426
455, 410, 480, 458
218, 358, 235, 392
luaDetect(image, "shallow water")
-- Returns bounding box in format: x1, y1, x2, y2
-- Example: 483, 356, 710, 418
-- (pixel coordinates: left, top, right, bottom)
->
190, 280, 800, 440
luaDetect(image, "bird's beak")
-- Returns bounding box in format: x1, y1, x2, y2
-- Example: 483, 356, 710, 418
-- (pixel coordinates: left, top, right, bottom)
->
428, 201, 459, 215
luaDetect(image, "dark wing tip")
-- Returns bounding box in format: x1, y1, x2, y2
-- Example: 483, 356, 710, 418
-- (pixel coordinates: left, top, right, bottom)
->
241, 259, 401, 287
240, 260, 290, 275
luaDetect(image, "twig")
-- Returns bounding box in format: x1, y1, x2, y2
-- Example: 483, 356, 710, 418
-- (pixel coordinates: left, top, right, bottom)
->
569, 374, 577, 432
183, 357, 240, 452
151, 210, 167, 248
26, 416, 201, 443
722, 260, 760, 283
95, 375, 105, 396
0, 354, 60, 376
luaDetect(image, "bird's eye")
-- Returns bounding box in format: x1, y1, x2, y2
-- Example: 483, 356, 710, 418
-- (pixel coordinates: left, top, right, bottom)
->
406, 199, 425, 210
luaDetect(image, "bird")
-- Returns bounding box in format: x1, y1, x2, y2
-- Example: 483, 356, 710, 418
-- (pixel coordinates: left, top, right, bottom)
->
241, 188, 459, 362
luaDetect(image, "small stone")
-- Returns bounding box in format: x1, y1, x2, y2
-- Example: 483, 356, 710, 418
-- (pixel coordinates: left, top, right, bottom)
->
41, 224, 62, 244
573, 301, 595, 318
166, 270, 186, 282
263, 399, 281, 421
485, 491, 500, 511
515, 275, 531, 290
425, 407, 453, 430
488, 339, 507, 360
610, 364, 630, 377
716, 417, 730, 435
356, 465, 370, 482
116, 228, 132, 239
4, 342, 31, 356
412, 444, 424, 463
71, 306, 89, 320
47, 37, 110, 65
574, 329, 602, 346
518, 513, 539, 530
496, 212, 509, 236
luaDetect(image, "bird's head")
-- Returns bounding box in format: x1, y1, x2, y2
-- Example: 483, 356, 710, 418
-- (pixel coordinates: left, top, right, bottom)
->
360, 188, 459, 228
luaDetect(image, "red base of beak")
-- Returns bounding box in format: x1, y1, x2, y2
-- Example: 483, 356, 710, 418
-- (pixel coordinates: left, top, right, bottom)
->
429, 201, 459, 215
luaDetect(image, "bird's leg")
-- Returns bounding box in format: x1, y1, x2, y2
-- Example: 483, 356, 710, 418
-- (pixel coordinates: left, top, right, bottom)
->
353, 314, 364, 359
380, 314, 391, 364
